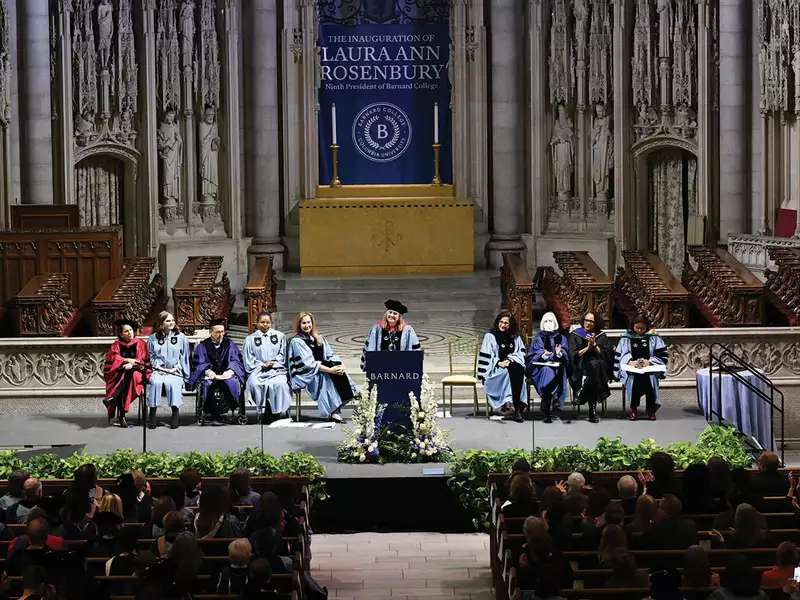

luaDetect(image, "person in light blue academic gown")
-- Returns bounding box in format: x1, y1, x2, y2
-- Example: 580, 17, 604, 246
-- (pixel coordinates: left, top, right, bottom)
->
526, 311, 570, 424
360, 299, 421, 371
146, 311, 190, 430
243, 311, 292, 422
478, 310, 528, 422
615, 314, 669, 421
288, 311, 358, 423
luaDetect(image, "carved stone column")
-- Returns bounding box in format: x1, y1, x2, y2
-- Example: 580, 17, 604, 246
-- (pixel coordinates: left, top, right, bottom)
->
696, 0, 717, 240
55, 1, 74, 206
528, 0, 548, 260
750, 0, 763, 234
613, 0, 633, 260
140, 0, 160, 255
244, 0, 285, 269
19, 0, 54, 205
222, 0, 242, 241
718, 0, 748, 240
486, 0, 527, 268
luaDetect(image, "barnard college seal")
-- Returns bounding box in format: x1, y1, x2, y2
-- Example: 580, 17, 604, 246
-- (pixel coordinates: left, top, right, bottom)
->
352, 102, 412, 163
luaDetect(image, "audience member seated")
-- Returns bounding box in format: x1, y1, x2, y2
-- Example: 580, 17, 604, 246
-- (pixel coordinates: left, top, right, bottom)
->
216, 537, 253, 594
114, 471, 154, 524
598, 524, 627, 568
148, 495, 177, 538
597, 501, 625, 529
66, 463, 106, 511
708, 457, 732, 501
502, 473, 539, 519
251, 526, 291, 574
180, 468, 203, 509
566, 472, 586, 495
88, 507, 124, 557
7, 509, 64, 555
500, 458, 532, 499
682, 463, 721, 514
707, 555, 769, 600
641, 494, 697, 550
241, 558, 279, 600
644, 452, 680, 499
5, 478, 43, 524
136, 533, 204, 600
0, 470, 29, 511
682, 544, 720, 588
617, 475, 639, 515
246, 491, 300, 539
54, 494, 96, 540
163, 482, 194, 530
587, 488, 611, 523
6, 517, 56, 575
750, 451, 789, 497
230, 468, 262, 507
761, 541, 800, 590
625, 494, 657, 542
603, 549, 649, 588
561, 492, 599, 549
194, 485, 242, 539
517, 516, 573, 593
723, 503, 768, 549
15, 565, 54, 600
106, 526, 147, 576
648, 569, 685, 600
151, 510, 186, 558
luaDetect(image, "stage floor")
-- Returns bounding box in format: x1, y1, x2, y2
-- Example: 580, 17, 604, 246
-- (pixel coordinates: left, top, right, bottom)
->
0, 399, 713, 478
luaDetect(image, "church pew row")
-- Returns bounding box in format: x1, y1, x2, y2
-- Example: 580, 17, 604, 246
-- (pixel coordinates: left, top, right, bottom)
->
244, 256, 277, 333
615, 251, 690, 328
14, 273, 80, 336
172, 256, 233, 334
765, 247, 800, 325
538, 251, 614, 328
92, 256, 165, 335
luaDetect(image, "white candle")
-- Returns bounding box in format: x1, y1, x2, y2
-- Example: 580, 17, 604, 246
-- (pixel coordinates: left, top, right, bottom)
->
434, 102, 439, 144
331, 103, 337, 145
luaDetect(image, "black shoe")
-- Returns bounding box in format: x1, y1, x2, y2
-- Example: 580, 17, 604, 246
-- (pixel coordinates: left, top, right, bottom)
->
170, 407, 180, 429
117, 415, 128, 428
147, 407, 158, 430
543, 416, 553, 424
588, 405, 599, 424
513, 411, 524, 423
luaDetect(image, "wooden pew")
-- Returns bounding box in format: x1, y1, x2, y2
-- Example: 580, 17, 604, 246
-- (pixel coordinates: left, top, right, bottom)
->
538, 251, 613, 327
683, 245, 764, 326
172, 256, 233, 334
501, 253, 535, 339
244, 256, 277, 332
764, 247, 800, 325
92, 257, 166, 335
15, 273, 80, 336
615, 251, 690, 328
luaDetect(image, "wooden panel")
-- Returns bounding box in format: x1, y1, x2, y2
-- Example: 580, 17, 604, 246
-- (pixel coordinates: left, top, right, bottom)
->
15, 273, 79, 336
92, 257, 164, 335
615, 251, 690, 328
10, 205, 80, 230
538, 251, 613, 327
244, 256, 277, 332
500, 253, 534, 339
172, 256, 233, 334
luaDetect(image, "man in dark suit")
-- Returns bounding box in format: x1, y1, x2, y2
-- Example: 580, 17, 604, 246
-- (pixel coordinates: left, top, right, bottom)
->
641, 494, 697, 550
750, 452, 789, 497
617, 475, 639, 515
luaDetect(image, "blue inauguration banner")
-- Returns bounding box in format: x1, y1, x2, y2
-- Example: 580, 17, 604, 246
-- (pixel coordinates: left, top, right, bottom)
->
364, 350, 424, 430
318, 23, 452, 185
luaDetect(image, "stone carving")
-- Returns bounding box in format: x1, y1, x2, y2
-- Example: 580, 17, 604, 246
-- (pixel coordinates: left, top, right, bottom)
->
588, 0, 612, 107
550, 104, 574, 206
73, 0, 98, 145
115, 0, 138, 145
157, 107, 183, 226
591, 103, 613, 205
0, 0, 10, 126
759, 0, 791, 114
549, 0, 574, 107
157, 0, 181, 112
198, 106, 219, 223
97, 0, 114, 69
179, 0, 195, 71
656, 0, 673, 58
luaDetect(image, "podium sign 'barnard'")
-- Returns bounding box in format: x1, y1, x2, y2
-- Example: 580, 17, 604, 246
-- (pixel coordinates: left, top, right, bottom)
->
318, 24, 452, 185
364, 350, 424, 429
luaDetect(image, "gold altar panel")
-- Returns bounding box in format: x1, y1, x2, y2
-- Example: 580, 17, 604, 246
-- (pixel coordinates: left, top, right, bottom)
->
299, 195, 474, 275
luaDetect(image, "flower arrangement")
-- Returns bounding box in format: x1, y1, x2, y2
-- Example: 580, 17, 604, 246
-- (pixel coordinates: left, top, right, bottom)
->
337, 385, 383, 463
408, 374, 452, 462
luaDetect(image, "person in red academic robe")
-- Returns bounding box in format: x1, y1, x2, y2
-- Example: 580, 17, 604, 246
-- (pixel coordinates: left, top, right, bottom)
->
103, 319, 150, 428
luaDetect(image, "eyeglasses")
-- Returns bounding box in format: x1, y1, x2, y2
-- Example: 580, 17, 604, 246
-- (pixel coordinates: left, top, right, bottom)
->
584, 319, 595, 324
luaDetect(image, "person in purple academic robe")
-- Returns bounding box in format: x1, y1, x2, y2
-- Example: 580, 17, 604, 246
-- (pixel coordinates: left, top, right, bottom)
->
526, 312, 570, 424
187, 319, 246, 425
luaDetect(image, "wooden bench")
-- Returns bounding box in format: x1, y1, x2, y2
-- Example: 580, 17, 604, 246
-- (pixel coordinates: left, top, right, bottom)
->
501, 253, 535, 339
615, 251, 690, 328
765, 247, 800, 325
538, 251, 613, 327
244, 256, 277, 332
684, 245, 764, 326
93, 257, 165, 335
15, 273, 80, 336
172, 256, 233, 334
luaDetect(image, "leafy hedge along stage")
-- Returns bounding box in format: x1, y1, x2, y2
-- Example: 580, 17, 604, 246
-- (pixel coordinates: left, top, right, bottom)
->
447, 425, 754, 530
0, 425, 751, 527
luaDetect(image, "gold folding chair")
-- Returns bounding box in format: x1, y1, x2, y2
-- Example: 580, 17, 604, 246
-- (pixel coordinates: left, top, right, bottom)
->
440, 336, 484, 417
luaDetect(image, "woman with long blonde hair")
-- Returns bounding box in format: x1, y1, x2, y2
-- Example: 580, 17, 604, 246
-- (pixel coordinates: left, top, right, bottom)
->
146, 310, 190, 429
360, 299, 420, 371
288, 311, 357, 423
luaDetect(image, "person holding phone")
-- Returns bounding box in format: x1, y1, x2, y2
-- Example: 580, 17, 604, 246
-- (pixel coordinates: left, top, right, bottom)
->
568, 312, 614, 423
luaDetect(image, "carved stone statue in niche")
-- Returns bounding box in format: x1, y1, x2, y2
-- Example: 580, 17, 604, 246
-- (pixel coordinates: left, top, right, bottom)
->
198, 106, 219, 221
657, 0, 673, 58
591, 103, 613, 201
97, 0, 114, 69
179, 0, 196, 70
75, 110, 97, 146
550, 104, 574, 203
157, 108, 183, 224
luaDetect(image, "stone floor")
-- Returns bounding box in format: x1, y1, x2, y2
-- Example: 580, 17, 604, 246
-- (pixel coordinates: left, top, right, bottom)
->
310, 532, 493, 600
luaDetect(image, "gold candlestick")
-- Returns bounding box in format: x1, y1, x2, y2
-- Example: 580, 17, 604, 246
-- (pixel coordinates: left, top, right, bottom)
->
329, 144, 342, 187
432, 143, 442, 186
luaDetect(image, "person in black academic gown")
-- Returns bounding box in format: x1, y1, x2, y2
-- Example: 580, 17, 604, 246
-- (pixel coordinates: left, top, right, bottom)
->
568, 312, 614, 423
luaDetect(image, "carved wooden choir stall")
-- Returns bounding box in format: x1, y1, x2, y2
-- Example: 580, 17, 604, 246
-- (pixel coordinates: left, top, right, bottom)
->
172, 256, 233, 334
500, 253, 535, 340
764, 248, 800, 326
537, 251, 613, 328
92, 257, 165, 335
244, 257, 277, 332
615, 251, 689, 329
15, 273, 79, 336
683, 245, 764, 326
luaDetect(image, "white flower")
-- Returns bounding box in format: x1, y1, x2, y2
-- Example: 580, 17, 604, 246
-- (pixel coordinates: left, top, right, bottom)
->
359, 454, 366, 462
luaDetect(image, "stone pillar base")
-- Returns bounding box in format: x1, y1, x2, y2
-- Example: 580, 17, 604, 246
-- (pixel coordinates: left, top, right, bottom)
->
248, 239, 286, 272
485, 236, 527, 269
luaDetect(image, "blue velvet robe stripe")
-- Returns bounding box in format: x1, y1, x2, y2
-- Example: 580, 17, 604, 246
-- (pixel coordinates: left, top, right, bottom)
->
243, 329, 292, 414
614, 332, 668, 406
146, 331, 190, 407
288, 335, 358, 418
187, 337, 245, 407
360, 324, 421, 371
526, 331, 570, 408
477, 332, 528, 409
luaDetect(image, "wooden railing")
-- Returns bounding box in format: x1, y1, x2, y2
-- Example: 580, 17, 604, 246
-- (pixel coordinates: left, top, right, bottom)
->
92, 257, 166, 335
244, 256, 277, 332
765, 247, 800, 325
172, 256, 233, 334
15, 273, 79, 336
500, 253, 534, 339
615, 251, 689, 328
683, 245, 764, 326
538, 251, 613, 327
